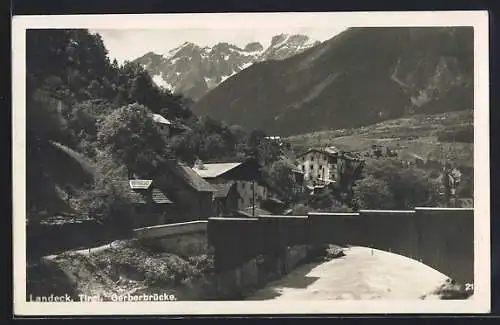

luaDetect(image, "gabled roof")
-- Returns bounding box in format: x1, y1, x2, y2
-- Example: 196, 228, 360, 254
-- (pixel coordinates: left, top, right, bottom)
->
171, 164, 216, 192
151, 188, 173, 204
192, 162, 242, 178
152, 113, 171, 125
297, 146, 339, 159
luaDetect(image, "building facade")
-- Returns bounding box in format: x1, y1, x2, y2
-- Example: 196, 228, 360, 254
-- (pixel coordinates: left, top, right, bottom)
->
124, 179, 176, 228
234, 180, 268, 210
296, 147, 339, 186
192, 158, 269, 213
295, 147, 364, 193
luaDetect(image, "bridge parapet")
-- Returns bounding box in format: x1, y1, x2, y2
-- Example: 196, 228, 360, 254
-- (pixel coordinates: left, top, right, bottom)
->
133, 220, 207, 239
133, 220, 209, 257
206, 207, 474, 284
257, 215, 309, 247
413, 207, 474, 285
208, 217, 261, 271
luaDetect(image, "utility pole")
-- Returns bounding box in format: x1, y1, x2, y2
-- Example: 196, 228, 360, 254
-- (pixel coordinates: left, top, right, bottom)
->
252, 180, 256, 217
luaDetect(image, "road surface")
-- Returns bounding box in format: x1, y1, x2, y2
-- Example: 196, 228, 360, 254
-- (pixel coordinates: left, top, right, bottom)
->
246, 246, 449, 300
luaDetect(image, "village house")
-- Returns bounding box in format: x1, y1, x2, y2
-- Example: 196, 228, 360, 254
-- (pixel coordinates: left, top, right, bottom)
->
124, 179, 175, 228
295, 146, 340, 187
209, 180, 242, 217
192, 158, 270, 216
151, 112, 192, 137
295, 146, 363, 192
152, 113, 171, 137
155, 160, 216, 221
128, 159, 217, 225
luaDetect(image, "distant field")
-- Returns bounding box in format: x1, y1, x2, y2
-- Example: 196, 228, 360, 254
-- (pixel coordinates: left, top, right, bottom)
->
287, 110, 473, 168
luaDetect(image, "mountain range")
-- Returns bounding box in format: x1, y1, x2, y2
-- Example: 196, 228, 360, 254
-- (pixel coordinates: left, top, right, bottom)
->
192, 27, 474, 136
133, 34, 320, 101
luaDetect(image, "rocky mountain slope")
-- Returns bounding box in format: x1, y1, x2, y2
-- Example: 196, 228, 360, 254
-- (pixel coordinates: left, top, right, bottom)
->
192, 27, 473, 136
133, 34, 320, 101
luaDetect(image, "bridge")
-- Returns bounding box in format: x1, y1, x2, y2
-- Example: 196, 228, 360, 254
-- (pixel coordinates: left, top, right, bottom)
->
206, 207, 474, 285
133, 207, 473, 290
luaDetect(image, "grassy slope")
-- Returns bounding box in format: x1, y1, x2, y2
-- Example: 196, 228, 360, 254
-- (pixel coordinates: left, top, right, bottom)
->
27, 239, 216, 301
287, 110, 473, 168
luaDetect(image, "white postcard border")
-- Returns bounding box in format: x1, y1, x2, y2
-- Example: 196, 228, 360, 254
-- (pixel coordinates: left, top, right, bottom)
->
12, 11, 491, 315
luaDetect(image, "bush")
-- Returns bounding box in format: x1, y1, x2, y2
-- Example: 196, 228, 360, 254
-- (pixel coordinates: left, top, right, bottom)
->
187, 253, 215, 275
93, 243, 215, 289
359, 159, 434, 209
352, 175, 396, 209
70, 158, 136, 227
427, 279, 474, 300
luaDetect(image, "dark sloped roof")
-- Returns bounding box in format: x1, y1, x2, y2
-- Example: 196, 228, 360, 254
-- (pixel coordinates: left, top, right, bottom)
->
127, 191, 148, 204
297, 147, 339, 159
172, 164, 216, 192
152, 188, 173, 204
119, 180, 173, 204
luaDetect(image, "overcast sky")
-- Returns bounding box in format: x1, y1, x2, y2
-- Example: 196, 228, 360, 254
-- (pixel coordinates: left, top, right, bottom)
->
90, 27, 349, 64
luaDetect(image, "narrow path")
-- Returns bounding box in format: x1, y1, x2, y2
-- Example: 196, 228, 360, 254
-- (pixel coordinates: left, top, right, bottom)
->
44, 240, 127, 260
246, 246, 449, 300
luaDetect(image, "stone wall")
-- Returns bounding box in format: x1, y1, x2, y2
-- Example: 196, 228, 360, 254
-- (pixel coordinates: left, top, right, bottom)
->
133, 221, 208, 257
214, 245, 312, 300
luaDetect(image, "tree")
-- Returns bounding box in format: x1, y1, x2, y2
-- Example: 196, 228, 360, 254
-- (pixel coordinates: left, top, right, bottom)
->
352, 175, 396, 210
72, 160, 136, 228
97, 103, 173, 177
25, 28, 203, 218
267, 158, 297, 205
360, 158, 434, 209
394, 167, 433, 208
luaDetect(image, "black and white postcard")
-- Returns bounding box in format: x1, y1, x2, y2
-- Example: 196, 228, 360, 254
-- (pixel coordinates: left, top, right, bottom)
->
12, 11, 491, 315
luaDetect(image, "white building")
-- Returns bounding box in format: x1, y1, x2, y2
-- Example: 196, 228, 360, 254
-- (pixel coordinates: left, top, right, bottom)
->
296, 147, 340, 186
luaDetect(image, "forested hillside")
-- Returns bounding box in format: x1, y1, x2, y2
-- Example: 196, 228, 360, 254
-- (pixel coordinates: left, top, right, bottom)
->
26, 29, 285, 222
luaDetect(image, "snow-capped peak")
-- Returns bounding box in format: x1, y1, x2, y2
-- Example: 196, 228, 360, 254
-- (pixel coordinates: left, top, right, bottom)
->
133, 33, 321, 101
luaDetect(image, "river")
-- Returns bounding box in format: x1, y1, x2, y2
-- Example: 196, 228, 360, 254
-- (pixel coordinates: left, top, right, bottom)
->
246, 246, 448, 300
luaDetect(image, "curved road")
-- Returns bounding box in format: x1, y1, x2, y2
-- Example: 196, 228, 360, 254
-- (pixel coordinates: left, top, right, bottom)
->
246, 246, 449, 300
